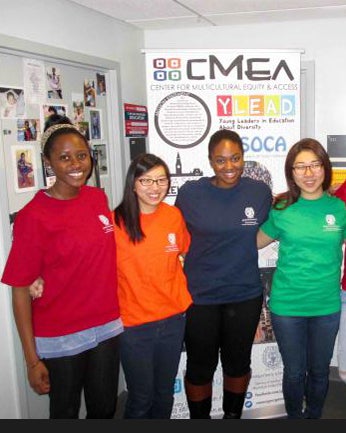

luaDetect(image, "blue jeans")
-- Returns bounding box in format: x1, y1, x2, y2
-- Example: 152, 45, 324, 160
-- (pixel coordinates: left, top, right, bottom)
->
271, 311, 340, 419
120, 313, 186, 419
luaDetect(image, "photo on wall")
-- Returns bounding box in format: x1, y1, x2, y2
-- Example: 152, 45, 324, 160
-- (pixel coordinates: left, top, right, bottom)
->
17, 119, 40, 142
93, 143, 108, 175
46, 66, 63, 99
41, 153, 56, 188
41, 104, 68, 135
96, 73, 106, 96
76, 121, 90, 141
11, 144, 37, 193
72, 94, 85, 123
89, 108, 102, 140
84, 79, 96, 107
0, 86, 25, 118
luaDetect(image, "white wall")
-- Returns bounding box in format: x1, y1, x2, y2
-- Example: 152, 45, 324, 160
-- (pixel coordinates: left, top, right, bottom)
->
0, 220, 21, 418
0, 0, 146, 419
1, 0, 146, 106
144, 15, 346, 145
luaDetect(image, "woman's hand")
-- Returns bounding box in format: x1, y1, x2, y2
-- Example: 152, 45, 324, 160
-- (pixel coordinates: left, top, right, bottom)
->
27, 360, 50, 395
29, 277, 44, 299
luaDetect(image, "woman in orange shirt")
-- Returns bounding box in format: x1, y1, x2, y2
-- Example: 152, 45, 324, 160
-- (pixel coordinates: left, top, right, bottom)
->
114, 153, 192, 419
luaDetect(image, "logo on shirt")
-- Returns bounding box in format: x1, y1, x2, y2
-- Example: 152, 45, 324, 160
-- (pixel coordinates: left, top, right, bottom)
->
165, 233, 179, 252
98, 214, 114, 233
326, 214, 336, 225
323, 214, 341, 232
241, 206, 258, 226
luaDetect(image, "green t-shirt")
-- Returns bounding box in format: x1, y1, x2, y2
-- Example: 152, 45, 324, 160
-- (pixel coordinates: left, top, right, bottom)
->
260, 193, 346, 316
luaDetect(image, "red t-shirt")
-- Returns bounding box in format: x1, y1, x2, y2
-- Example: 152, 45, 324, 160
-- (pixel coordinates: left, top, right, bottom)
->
335, 181, 346, 291
1, 186, 120, 337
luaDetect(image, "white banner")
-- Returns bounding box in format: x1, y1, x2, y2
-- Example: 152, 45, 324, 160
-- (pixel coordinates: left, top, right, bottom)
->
144, 49, 302, 419
145, 49, 301, 199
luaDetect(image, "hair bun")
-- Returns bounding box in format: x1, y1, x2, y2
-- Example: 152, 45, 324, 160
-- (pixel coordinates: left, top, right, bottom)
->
44, 114, 73, 132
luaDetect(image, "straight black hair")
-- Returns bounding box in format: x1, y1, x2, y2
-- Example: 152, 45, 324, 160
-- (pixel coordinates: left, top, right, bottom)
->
114, 153, 171, 243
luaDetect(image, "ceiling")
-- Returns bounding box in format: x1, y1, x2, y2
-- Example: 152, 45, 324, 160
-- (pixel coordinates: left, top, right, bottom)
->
68, 0, 346, 30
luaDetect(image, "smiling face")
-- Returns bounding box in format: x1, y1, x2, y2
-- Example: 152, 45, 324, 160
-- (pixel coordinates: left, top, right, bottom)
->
45, 132, 92, 199
134, 165, 169, 213
7, 92, 16, 105
292, 149, 325, 199
209, 138, 244, 188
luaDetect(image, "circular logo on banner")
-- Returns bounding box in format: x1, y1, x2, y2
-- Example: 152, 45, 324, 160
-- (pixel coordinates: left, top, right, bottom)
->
154, 92, 211, 149
262, 345, 282, 369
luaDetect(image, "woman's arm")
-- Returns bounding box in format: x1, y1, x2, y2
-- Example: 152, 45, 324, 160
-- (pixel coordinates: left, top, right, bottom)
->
12, 287, 50, 395
257, 229, 275, 250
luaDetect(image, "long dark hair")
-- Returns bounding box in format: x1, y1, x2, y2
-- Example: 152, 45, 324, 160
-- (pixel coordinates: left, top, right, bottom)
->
114, 153, 171, 243
274, 138, 332, 209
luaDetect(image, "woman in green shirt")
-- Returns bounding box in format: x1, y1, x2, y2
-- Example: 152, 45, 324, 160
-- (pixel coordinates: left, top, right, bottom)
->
257, 138, 346, 419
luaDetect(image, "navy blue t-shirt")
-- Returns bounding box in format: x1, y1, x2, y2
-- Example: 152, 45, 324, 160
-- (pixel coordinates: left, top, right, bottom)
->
175, 176, 272, 304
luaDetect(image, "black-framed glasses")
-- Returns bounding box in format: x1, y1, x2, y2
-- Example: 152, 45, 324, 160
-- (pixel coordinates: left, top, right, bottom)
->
137, 177, 169, 186
292, 161, 323, 176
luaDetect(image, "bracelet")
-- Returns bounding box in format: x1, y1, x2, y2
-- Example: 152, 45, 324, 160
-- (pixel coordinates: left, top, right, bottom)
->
27, 359, 41, 369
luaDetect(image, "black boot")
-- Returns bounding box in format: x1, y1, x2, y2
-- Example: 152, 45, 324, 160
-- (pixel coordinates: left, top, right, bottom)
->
187, 396, 212, 419
184, 378, 212, 419
222, 390, 246, 419
222, 372, 251, 419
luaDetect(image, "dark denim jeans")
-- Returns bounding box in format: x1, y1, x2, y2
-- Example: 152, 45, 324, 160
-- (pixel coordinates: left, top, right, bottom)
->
120, 313, 186, 419
271, 311, 340, 419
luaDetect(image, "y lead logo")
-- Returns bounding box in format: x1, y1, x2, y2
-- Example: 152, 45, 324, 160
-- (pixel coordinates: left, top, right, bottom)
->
153, 58, 182, 81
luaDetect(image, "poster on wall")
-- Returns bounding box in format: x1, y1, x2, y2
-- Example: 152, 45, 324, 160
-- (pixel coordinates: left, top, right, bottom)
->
144, 49, 301, 199
124, 103, 148, 137
23, 58, 46, 104
144, 49, 302, 419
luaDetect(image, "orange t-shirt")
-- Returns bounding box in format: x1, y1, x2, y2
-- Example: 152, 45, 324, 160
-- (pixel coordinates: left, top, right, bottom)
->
114, 202, 192, 327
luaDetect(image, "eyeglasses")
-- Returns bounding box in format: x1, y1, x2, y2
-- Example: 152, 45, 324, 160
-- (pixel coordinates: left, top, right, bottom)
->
292, 161, 324, 176
137, 177, 169, 186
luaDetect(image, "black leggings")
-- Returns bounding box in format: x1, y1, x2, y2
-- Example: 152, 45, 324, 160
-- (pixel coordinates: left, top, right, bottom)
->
184, 295, 263, 385
43, 336, 120, 419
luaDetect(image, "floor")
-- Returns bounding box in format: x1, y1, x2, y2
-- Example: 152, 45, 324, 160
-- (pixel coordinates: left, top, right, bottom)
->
115, 366, 346, 420
321, 367, 346, 419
